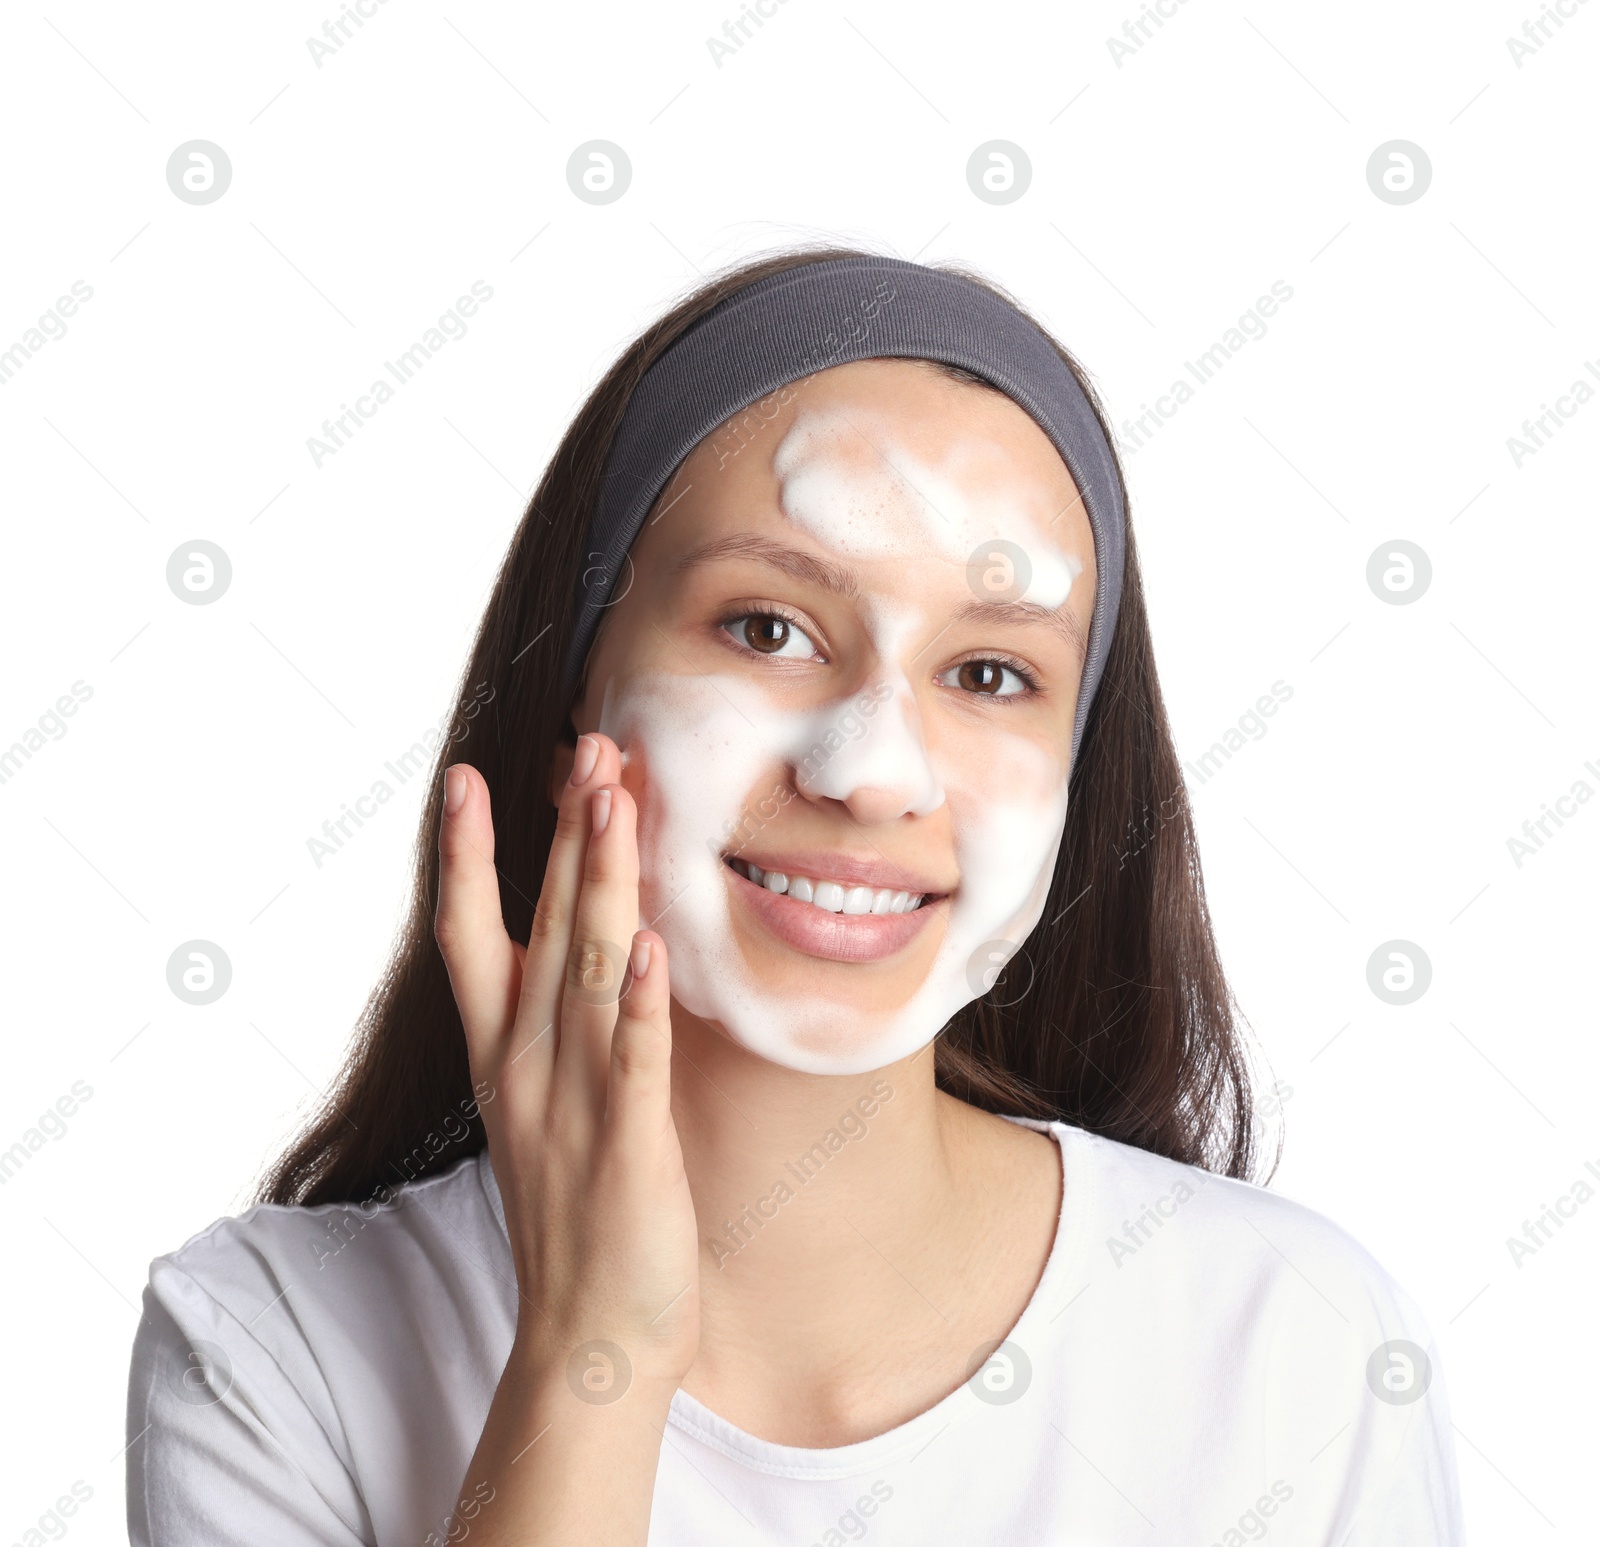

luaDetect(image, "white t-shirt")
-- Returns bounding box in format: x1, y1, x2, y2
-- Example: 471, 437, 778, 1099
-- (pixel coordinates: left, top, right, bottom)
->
126, 1118, 1465, 1545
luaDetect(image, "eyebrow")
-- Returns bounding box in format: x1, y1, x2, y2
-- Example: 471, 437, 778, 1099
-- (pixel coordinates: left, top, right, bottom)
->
946, 597, 1087, 663
676, 532, 1087, 661
674, 534, 859, 598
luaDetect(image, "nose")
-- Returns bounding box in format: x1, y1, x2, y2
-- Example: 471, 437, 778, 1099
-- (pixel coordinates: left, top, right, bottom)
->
794, 684, 945, 824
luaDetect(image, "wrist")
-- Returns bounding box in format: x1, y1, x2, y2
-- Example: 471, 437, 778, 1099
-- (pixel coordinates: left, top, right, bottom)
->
506, 1325, 682, 1416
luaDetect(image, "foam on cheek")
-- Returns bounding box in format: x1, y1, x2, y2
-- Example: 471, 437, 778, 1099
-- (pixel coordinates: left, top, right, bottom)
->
598, 675, 753, 1042
599, 669, 888, 1069
943, 744, 1070, 983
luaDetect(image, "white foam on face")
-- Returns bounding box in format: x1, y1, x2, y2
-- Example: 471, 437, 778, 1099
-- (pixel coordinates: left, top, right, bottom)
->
595, 406, 1083, 1077
772, 409, 1083, 609
600, 671, 1067, 1075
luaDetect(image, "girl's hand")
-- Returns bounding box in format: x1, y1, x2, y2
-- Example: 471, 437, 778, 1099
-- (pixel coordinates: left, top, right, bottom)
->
433, 735, 699, 1397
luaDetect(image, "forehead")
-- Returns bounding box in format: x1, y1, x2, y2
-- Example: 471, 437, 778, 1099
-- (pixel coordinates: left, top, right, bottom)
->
641, 358, 1093, 577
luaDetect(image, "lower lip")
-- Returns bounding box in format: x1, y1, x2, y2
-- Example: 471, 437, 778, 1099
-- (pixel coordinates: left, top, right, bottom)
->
724, 863, 944, 964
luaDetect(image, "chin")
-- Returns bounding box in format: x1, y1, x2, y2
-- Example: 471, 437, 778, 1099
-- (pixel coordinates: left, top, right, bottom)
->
707, 1011, 941, 1078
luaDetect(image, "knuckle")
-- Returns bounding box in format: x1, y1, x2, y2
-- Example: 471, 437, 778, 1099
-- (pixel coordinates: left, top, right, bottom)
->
611, 1026, 663, 1081
565, 935, 627, 1005
529, 893, 570, 945
584, 836, 636, 889
553, 801, 588, 846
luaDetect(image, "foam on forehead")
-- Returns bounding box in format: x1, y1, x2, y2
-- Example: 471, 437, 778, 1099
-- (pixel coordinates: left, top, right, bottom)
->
772, 405, 1085, 611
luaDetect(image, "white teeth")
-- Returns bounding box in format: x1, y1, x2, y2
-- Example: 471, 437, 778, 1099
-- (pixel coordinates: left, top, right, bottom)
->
812, 881, 845, 913
728, 859, 927, 916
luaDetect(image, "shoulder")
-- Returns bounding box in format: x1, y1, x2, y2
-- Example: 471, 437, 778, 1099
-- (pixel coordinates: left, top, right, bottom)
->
1051, 1122, 1437, 1355
128, 1154, 514, 1543
1038, 1125, 1464, 1536
150, 1148, 498, 1274
140, 1150, 511, 1361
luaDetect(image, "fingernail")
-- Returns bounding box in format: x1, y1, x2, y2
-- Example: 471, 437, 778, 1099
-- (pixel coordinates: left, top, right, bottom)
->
570, 735, 599, 788
592, 788, 612, 835
631, 937, 652, 979
444, 766, 467, 814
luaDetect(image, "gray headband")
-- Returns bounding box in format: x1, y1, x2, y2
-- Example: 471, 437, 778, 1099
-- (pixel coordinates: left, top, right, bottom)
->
563, 255, 1126, 764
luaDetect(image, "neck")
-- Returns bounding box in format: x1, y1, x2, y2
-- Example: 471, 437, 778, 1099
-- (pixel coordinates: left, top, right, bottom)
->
668, 1005, 969, 1371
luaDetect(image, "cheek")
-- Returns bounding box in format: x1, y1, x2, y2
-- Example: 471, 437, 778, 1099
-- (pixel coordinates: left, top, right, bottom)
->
942, 730, 1068, 921
938, 720, 1064, 819
618, 742, 673, 878
603, 674, 791, 878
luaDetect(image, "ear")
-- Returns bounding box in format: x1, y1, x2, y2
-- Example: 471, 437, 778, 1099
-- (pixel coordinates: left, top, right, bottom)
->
548, 739, 575, 807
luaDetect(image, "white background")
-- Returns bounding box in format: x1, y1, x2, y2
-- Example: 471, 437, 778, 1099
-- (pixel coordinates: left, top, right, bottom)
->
1, 1, 1594, 1541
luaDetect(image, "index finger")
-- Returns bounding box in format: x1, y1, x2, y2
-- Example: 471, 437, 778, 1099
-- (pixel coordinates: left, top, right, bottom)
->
516, 732, 623, 1057
434, 764, 521, 1072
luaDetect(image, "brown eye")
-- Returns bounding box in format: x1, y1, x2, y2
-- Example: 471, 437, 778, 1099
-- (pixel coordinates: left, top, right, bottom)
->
743, 615, 790, 653
958, 661, 1005, 693
937, 658, 1032, 697
721, 611, 822, 662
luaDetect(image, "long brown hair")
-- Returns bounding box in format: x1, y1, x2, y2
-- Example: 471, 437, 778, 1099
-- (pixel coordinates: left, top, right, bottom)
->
260, 245, 1264, 1207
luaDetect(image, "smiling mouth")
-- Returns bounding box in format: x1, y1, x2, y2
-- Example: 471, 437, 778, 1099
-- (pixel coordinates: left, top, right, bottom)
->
723, 856, 935, 915
720, 852, 946, 964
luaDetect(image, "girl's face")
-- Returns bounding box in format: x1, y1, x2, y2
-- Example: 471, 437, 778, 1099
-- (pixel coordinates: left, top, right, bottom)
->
574, 358, 1096, 1076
